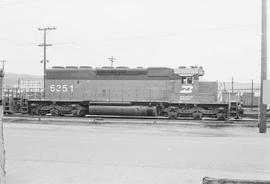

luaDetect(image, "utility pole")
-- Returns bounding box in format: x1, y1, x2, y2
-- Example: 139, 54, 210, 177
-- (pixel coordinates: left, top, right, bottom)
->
251, 80, 254, 109
223, 82, 227, 92
108, 56, 116, 67
38, 27, 56, 99
231, 77, 234, 93
259, 0, 267, 133
0, 61, 5, 184
0, 61, 6, 72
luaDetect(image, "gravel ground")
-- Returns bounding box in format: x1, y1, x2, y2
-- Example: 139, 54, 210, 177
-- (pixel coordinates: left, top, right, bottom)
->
3, 122, 270, 184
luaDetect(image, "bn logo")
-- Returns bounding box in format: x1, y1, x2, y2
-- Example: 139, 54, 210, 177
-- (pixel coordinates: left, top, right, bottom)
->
180, 85, 193, 94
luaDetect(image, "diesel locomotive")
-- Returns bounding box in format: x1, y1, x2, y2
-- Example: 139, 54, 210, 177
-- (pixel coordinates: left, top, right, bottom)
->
4, 66, 242, 120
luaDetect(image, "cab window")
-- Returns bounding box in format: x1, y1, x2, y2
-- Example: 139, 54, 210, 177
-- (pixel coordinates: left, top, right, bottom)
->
187, 77, 193, 84
181, 77, 193, 84
181, 77, 187, 84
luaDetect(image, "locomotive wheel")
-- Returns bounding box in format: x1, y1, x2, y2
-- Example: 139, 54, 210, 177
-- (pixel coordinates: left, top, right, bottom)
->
168, 111, 177, 119
30, 107, 39, 115
192, 112, 203, 120
54, 109, 60, 116
50, 108, 60, 116
216, 113, 226, 121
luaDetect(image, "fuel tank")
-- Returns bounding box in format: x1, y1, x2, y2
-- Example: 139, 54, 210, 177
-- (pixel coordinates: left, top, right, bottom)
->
88, 105, 157, 116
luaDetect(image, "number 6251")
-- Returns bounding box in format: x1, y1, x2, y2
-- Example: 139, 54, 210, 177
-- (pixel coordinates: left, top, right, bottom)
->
50, 84, 73, 92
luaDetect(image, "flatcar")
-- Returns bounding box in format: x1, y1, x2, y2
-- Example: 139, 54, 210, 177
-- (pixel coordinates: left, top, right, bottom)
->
4, 66, 242, 120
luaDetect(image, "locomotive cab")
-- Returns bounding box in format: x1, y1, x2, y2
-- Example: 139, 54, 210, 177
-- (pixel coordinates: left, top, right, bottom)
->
176, 66, 203, 86
173, 66, 204, 104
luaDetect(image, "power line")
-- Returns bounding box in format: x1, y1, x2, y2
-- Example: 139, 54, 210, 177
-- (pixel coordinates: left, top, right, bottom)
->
48, 24, 258, 45
0, 24, 259, 47
0, 0, 43, 6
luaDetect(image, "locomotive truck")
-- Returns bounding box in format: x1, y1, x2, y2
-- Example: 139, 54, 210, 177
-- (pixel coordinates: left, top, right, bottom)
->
4, 66, 242, 120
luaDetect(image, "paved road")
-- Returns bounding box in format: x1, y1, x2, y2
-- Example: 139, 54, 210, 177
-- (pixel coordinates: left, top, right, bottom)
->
4, 122, 270, 184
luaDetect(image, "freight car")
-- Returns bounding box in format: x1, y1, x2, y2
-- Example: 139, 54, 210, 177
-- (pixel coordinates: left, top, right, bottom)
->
6, 65, 240, 120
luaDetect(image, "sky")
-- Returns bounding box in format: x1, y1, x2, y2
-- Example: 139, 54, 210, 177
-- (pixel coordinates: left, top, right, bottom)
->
0, 0, 269, 82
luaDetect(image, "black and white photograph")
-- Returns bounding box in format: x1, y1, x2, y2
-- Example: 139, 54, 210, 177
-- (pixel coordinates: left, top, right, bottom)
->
0, 0, 270, 183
